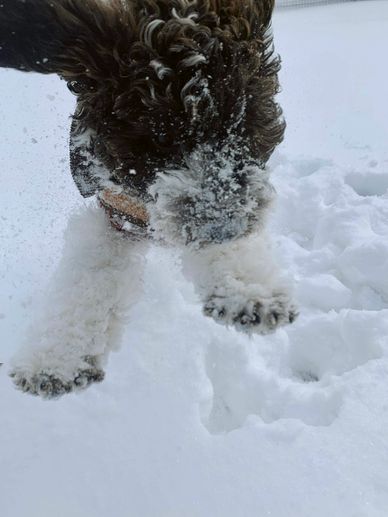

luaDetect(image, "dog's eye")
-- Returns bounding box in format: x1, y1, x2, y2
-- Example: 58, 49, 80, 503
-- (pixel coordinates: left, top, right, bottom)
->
67, 81, 83, 95
67, 80, 93, 95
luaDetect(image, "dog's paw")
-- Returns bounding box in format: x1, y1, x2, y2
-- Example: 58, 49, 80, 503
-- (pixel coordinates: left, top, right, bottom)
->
204, 292, 298, 334
10, 356, 105, 399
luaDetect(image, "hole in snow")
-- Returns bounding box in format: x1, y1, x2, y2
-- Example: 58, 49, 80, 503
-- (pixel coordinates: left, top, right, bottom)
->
345, 171, 388, 197
201, 339, 342, 434
296, 370, 320, 383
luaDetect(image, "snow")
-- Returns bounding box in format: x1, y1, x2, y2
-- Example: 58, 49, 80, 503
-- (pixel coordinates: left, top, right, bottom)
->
1, 1, 388, 515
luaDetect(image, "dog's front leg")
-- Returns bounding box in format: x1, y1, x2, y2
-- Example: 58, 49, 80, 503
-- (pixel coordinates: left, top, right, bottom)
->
149, 157, 297, 334
10, 205, 147, 398
181, 233, 298, 334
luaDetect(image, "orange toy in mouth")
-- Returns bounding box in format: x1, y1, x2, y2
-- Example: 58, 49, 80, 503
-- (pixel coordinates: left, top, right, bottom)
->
99, 189, 149, 237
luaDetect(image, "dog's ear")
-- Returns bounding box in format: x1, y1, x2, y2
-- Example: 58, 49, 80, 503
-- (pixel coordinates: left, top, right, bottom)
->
0, 0, 127, 78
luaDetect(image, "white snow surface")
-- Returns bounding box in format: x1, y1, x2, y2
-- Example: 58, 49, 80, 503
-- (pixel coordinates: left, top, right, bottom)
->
1, 2, 388, 515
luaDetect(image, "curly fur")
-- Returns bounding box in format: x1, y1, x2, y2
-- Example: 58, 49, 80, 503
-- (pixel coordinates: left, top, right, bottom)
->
0, 0, 284, 196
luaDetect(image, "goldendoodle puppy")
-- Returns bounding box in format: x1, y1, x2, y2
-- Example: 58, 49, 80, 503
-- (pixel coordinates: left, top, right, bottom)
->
0, 0, 297, 398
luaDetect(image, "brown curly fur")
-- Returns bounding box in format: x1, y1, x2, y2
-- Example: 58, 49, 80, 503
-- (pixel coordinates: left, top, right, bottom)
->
0, 0, 284, 196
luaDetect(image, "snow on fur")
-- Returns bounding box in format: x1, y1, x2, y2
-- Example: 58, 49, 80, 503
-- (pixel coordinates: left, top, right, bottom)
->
148, 147, 274, 247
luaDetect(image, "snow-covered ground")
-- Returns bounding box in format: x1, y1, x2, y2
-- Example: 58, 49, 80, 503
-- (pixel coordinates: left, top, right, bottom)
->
1, 2, 388, 515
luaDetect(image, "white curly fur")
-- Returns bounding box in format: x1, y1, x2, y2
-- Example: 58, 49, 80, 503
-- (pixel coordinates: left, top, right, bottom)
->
10, 174, 296, 397
181, 232, 297, 334
10, 205, 147, 398
10, 151, 296, 397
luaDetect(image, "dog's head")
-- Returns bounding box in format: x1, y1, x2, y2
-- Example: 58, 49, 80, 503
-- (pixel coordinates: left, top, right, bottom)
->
1, 0, 284, 195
